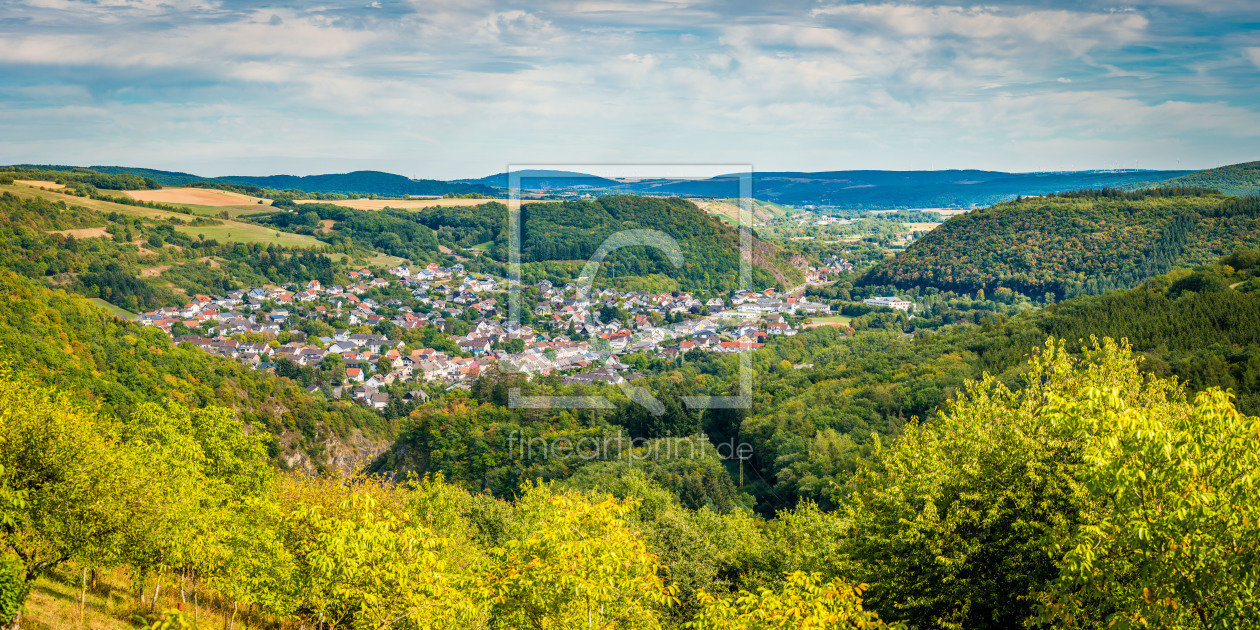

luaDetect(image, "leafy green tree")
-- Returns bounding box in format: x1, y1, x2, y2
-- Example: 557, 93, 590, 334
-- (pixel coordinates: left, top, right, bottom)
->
686, 571, 892, 629
485, 485, 678, 629
835, 339, 1176, 629
0, 370, 151, 605
1035, 387, 1260, 628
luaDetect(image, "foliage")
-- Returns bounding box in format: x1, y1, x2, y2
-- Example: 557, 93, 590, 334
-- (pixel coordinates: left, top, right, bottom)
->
0, 558, 25, 626
1035, 388, 1260, 628
836, 338, 1260, 629
0, 370, 152, 584
686, 571, 892, 629
1153, 160, 1260, 197
863, 190, 1260, 298
0, 272, 388, 458
484, 486, 678, 629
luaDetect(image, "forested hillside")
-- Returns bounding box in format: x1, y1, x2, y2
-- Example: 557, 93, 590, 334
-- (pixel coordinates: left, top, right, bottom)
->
272, 196, 804, 292
1153, 159, 1260, 196
519, 196, 800, 291
863, 188, 1260, 297
0, 272, 391, 470
0, 190, 349, 311
4, 336, 1257, 630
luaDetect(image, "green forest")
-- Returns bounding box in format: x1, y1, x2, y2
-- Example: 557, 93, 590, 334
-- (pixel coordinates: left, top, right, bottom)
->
3, 328, 1257, 628
0, 273, 389, 466
266, 196, 803, 292
862, 188, 1260, 298
1153, 160, 1260, 196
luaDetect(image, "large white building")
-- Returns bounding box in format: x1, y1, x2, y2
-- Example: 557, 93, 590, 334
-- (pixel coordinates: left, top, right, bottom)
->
863, 296, 915, 312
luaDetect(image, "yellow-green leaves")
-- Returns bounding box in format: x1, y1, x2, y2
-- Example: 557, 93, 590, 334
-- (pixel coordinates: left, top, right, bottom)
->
686, 571, 893, 629
1037, 387, 1260, 628
484, 485, 677, 629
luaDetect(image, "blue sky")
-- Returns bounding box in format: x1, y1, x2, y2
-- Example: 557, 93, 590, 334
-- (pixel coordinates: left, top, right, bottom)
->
1, 0, 1257, 179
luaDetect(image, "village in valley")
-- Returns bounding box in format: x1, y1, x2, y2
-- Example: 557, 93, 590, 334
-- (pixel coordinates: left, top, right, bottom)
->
132, 258, 879, 413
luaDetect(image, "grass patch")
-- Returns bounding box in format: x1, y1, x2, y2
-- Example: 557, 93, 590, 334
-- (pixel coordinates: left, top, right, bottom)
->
156, 203, 271, 219
88, 298, 138, 320
21, 564, 259, 630
805, 314, 853, 326
354, 251, 409, 268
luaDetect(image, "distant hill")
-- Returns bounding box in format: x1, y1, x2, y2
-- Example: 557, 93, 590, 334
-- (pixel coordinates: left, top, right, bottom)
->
457, 169, 622, 189
89, 165, 206, 186
1152, 160, 1260, 197
214, 170, 495, 196
464, 168, 1192, 209
861, 188, 1260, 298
12, 165, 495, 197
744, 170, 1192, 208
516, 196, 803, 291
10, 163, 1222, 207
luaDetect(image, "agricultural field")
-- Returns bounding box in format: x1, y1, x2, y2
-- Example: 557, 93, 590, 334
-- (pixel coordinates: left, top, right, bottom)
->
358, 251, 410, 267
123, 187, 268, 206
14, 179, 65, 189
123, 187, 273, 218
2, 182, 324, 248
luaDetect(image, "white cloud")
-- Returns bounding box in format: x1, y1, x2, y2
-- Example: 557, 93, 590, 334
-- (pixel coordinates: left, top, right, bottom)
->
0, 0, 1254, 177
812, 4, 1148, 47
1247, 47, 1260, 69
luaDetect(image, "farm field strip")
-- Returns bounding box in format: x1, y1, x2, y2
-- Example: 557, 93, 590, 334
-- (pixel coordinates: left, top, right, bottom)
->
3, 184, 325, 248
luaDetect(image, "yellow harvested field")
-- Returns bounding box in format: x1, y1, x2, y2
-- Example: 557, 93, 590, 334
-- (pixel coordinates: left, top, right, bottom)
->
15, 180, 65, 189
295, 198, 502, 210
803, 314, 853, 329
48, 227, 110, 238
124, 187, 269, 206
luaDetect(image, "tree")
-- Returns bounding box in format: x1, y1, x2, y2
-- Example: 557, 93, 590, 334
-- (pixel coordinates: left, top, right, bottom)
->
835, 338, 1176, 629
686, 571, 892, 629
1035, 387, 1260, 628
0, 370, 152, 616
484, 485, 678, 629
272, 474, 480, 630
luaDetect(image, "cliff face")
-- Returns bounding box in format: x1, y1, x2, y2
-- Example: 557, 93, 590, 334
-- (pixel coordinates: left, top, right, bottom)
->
279, 427, 393, 474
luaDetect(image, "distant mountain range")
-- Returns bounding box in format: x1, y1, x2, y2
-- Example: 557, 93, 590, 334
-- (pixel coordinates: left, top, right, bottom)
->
80, 166, 496, 197
461, 168, 1198, 209
16, 162, 1260, 208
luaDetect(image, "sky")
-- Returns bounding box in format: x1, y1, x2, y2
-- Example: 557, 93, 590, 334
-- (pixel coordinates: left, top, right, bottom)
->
1, 0, 1258, 179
